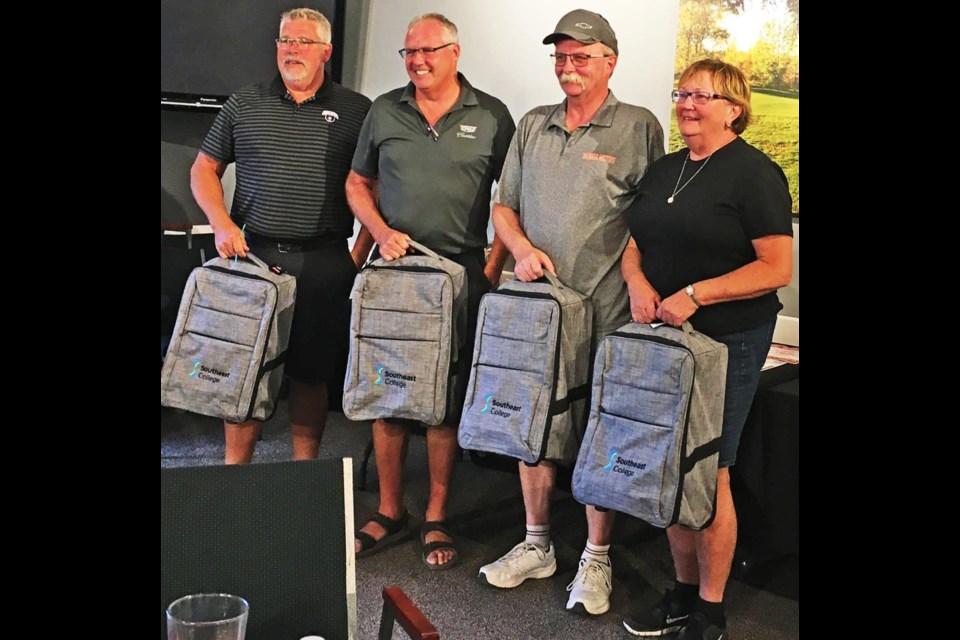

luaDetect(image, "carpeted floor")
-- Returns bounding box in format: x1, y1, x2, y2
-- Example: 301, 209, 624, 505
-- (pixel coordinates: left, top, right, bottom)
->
162, 403, 798, 640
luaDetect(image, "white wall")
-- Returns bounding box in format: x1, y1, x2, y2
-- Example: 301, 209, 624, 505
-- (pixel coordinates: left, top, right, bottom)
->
773, 221, 799, 345
358, 0, 680, 142
780, 221, 798, 317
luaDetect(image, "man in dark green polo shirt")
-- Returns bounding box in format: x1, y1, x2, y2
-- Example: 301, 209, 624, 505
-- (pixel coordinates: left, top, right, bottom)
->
346, 13, 515, 570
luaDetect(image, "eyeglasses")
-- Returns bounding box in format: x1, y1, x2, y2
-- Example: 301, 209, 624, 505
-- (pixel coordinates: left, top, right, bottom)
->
549, 53, 612, 67
398, 43, 455, 59
275, 37, 327, 48
671, 90, 730, 104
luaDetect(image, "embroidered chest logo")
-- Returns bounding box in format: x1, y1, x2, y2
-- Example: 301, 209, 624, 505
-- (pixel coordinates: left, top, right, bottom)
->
322, 110, 339, 123
583, 152, 616, 164
457, 124, 478, 139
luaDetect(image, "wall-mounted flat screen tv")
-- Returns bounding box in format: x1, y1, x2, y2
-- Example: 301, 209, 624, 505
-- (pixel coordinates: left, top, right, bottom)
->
161, 0, 342, 107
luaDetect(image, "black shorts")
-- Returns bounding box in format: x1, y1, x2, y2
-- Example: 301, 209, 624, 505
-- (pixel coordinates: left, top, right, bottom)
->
246, 236, 357, 385
446, 247, 490, 424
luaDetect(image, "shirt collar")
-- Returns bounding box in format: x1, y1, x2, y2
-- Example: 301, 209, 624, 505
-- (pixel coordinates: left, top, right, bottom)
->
398, 72, 478, 112
546, 90, 620, 131
270, 72, 333, 102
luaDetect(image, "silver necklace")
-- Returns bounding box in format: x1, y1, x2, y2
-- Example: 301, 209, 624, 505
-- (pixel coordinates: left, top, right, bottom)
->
667, 152, 712, 204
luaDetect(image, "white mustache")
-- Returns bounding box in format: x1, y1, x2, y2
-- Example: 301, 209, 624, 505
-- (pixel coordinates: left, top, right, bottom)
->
284, 56, 304, 64
559, 73, 586, 88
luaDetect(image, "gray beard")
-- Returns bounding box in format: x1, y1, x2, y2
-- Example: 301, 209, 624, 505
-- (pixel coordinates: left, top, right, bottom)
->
281, 59, 307, 83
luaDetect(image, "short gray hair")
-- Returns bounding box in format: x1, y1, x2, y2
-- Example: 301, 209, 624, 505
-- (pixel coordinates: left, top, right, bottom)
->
280, 8, 332, 43
407, 13, 459, 43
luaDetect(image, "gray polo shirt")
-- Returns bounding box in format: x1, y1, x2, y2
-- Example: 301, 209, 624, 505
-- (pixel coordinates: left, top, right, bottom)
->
351, 73, 515, 256
496, 91, 664, 333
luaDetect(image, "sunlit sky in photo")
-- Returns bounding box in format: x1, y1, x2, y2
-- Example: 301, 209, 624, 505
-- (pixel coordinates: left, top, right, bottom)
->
720, 0, 794, 50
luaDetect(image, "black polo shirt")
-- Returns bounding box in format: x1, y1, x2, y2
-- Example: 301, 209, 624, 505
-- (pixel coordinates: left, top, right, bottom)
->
201, 74, 371, 241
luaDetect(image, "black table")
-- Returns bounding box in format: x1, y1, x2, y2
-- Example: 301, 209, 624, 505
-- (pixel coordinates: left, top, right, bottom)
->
732, 365, 799, 557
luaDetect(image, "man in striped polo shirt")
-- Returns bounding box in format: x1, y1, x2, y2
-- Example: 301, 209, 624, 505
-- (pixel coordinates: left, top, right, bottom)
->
191, 8, 372, 464
346, 13, 516, 570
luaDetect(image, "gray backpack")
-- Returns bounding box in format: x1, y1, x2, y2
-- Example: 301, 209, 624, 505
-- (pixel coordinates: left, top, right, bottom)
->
342, 240, 466, 425
458, 273, 592, 465
571, 322, 728, 530
160, 253, 296, 423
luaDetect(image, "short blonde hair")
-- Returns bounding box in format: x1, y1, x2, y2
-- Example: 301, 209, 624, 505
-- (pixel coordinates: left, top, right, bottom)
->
280, 8, 332, 44
679, 59, 752, 134
407, 13, 459, 43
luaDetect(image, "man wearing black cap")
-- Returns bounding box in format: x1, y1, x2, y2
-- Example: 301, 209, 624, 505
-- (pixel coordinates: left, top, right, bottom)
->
477, 9, 664, 618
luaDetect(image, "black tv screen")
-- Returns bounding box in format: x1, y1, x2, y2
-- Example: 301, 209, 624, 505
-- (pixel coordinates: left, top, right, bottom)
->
161, 0, 342, 106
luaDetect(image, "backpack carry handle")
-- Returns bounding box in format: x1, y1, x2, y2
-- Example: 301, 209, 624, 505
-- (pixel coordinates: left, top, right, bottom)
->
406, 239, 442, 260
232, 252, 270, 271
642, 321, 697, 335
537, 271, 564, 289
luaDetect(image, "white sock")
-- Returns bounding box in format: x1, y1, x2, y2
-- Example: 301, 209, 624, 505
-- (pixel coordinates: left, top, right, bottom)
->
582, 541, 610, 564
525, 524, 551, 550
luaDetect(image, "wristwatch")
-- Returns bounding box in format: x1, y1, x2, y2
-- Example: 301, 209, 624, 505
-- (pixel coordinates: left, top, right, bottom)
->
685, 284, 702, 308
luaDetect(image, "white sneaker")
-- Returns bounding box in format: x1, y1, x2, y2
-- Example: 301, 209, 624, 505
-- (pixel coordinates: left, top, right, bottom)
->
478, 541, 557, 588
565, 557, 612, 615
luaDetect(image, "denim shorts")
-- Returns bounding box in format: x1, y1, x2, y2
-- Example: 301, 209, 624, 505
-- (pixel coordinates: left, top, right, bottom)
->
711, 317, 777, 467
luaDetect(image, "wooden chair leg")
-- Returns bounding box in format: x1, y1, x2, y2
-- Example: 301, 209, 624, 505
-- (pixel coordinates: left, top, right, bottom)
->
378, 586, 439, 640
378, 598, 397, 640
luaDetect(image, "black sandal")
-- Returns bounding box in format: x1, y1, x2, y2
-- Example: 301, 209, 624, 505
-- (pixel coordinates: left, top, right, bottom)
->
355, 511, 409, 558
420, 521, 460, 571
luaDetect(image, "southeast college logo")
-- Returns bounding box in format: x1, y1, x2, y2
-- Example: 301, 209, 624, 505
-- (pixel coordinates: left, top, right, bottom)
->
188, 358, 231, 384
604, 450, 647, 477
457, 124, 477, 139
603, 449, 618, 471
481, 393, 493, 414
479, 393, 521, 418
374, 364, 416, 389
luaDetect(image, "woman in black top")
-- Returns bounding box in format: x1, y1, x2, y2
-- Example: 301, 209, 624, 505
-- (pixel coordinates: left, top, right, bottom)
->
621, 60, 793, 640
